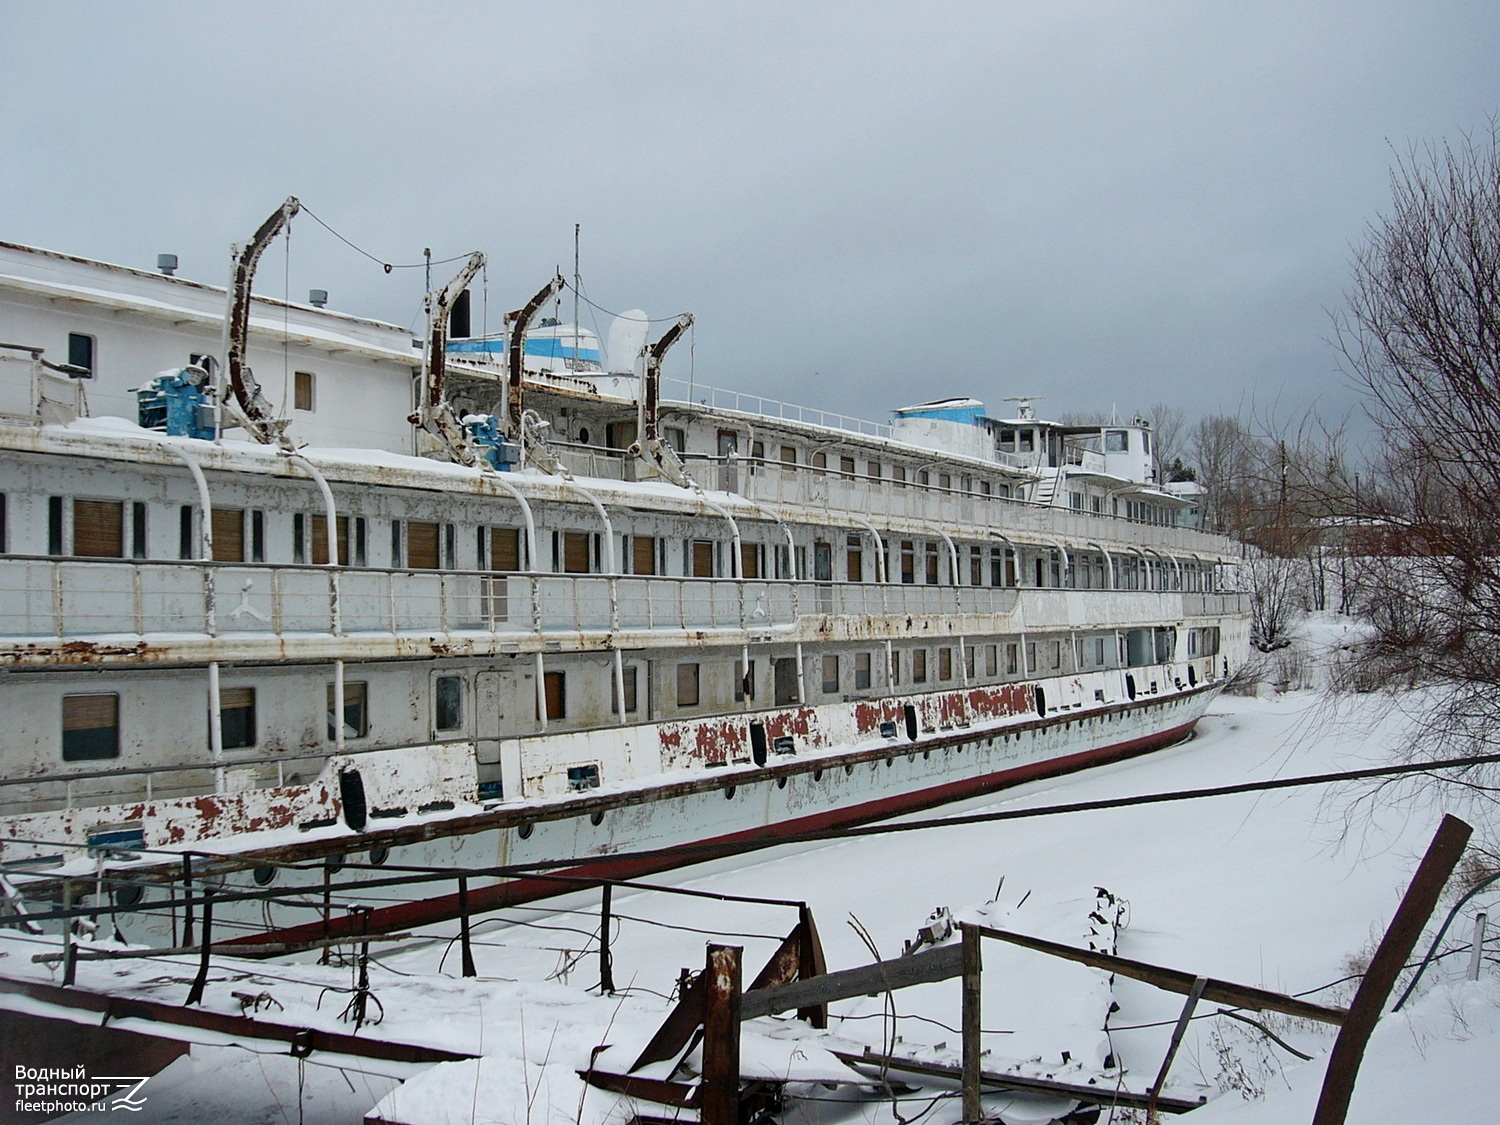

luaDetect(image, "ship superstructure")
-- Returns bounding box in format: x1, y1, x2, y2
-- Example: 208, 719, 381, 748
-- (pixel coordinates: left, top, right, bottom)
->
0, 210, 1247, 947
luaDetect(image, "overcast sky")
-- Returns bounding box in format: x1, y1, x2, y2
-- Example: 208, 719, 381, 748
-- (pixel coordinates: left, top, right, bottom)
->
3, 2, 1497, 445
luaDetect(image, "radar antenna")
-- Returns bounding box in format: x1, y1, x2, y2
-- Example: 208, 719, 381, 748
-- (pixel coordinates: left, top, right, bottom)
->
1001, 394, 1045, 421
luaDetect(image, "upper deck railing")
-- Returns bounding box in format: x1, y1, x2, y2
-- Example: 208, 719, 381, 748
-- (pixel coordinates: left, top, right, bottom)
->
661, 377, 894, 439
0, 556, 1247, 647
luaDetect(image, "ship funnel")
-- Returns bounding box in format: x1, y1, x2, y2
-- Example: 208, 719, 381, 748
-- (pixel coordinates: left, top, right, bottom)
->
607, 309, 650, 374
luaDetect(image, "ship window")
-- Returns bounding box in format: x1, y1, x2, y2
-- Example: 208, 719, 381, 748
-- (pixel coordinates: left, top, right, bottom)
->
750, 440, 764, 461
912, 649, 927, 683
63, 693, 119, 761
773, 657, 798, 705
663, 426, 686, 453
407, 521, 440, 569
250, 510, 265, 562
131, 501, 147, 559
48, 496, 63, 555
939, 472, 951, 490
846, 536, 863, 582
211, 508, 245, 562
72, 498, 125, 558
998, 428, 1016, 452
779, 444, 797, 467
969, 545, 982, 586
294, 371, 315, 412
890, 649, 901, 684
839, 455, 856, 477
435, 676, 463, 732
444, 522, 456, 569
813, 541, 833, 582
925, 544, 939, 585
1050, 640, 1062, 669
1096, 636, 1107, 665
562, 531, 591, 574
690, 539, 714, 578
892, 465, 906, 488
492, 527, 523, 573
614, 665, 638, 713
734, 659, 755, 702
1026, 642, 1037, 673
984, 644, 998, 677
1019, 430, 1035, 452
821, 654, 839, 694
352, 516, 366, 567
676, 663, 699, 707
328, 681, 368, 740
216, 687, 256, 750
543, 671, 566, 720
867, 460, 881, 480
1106, 430, 1129, 452
311, 515, 350, 566
739, 541, 760, 579
811, 451, 827, 471
179, 505, 195, 559
67, 332, 95, 377
631, 534, 657, 576
965, 645, 976, 679
900, 541, 915, 584
980, 480, 992, 496
854, 651, 872, 690
568, 764, 600, 791
917, 470, 929, 486
939, 647, 953, 681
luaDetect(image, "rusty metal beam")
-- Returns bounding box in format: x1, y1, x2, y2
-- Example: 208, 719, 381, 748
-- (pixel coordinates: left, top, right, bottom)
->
1311, 814, 1472, 1125
700, 944, 742, 1125
797, 904, 829, 1028
578, 1069, 698, 1108
969, 924, 1348, 1026
629, 970, 706, 1073
224, 197, 299, 446
640, 314, 693, 443
830, 1049, 1207, 1114
0, 976, 471, 1065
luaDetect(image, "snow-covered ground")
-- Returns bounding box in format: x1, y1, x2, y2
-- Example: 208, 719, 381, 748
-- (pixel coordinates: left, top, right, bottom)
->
28, 642, 1498, 1124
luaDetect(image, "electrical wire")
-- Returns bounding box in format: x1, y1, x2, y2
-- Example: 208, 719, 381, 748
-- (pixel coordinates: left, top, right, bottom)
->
298, 205, 477, 273
563, 281, 690, 323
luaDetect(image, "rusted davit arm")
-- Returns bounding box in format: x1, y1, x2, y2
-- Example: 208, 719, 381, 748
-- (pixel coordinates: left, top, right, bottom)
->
222, 196, 300, 448
410, 252, 486, 465
631, 313, 696, 488
504, 275, 565, 439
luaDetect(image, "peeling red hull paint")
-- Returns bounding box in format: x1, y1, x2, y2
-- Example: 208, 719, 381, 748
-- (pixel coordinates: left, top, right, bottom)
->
228, 716, 1199, 949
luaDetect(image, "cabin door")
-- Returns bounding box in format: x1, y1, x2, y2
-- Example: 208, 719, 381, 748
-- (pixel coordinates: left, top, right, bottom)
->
475, 672, 505, 765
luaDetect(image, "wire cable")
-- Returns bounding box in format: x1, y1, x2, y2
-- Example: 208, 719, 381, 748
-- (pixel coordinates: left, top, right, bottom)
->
298, 205, 477, 273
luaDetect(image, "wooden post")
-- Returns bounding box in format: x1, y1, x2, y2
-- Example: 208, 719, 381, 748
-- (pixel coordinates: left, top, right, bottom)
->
1147, 975, 1207, 1115
458, 876, 476, 978
961, 923, 983, 1124
61, 881, 76, 987
1312, 814, 1471, 1125
599, 883, 615, 994
700, 944, 742, 1125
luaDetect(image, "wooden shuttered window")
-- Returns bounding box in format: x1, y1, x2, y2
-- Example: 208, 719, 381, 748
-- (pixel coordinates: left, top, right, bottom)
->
63, 693, 119, 760
691, 540, 714, 578
562, 531, 591, 574
72, 499, 124, 558
631, 535, 657, 576
491, 527, 522, 572
211, 508, 245, 562
311, 515, 350, 566
846, 536, 863, 582
406, 521, 440, 569
740, 543, 760, 579
543, 671, 566, 720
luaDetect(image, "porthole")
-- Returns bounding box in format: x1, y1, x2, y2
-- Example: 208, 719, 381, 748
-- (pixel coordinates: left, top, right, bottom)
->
724, 785, 736, 800
517, 822, 534, 840
590, 810, 605, 826
776, 776, 788, 789
369, 846, 390, 867
113, 882, 143, 907
252, 865, 277, 886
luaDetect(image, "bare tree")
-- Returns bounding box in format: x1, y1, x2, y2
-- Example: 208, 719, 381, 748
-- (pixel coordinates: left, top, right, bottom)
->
1337, 122, 1500, 856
